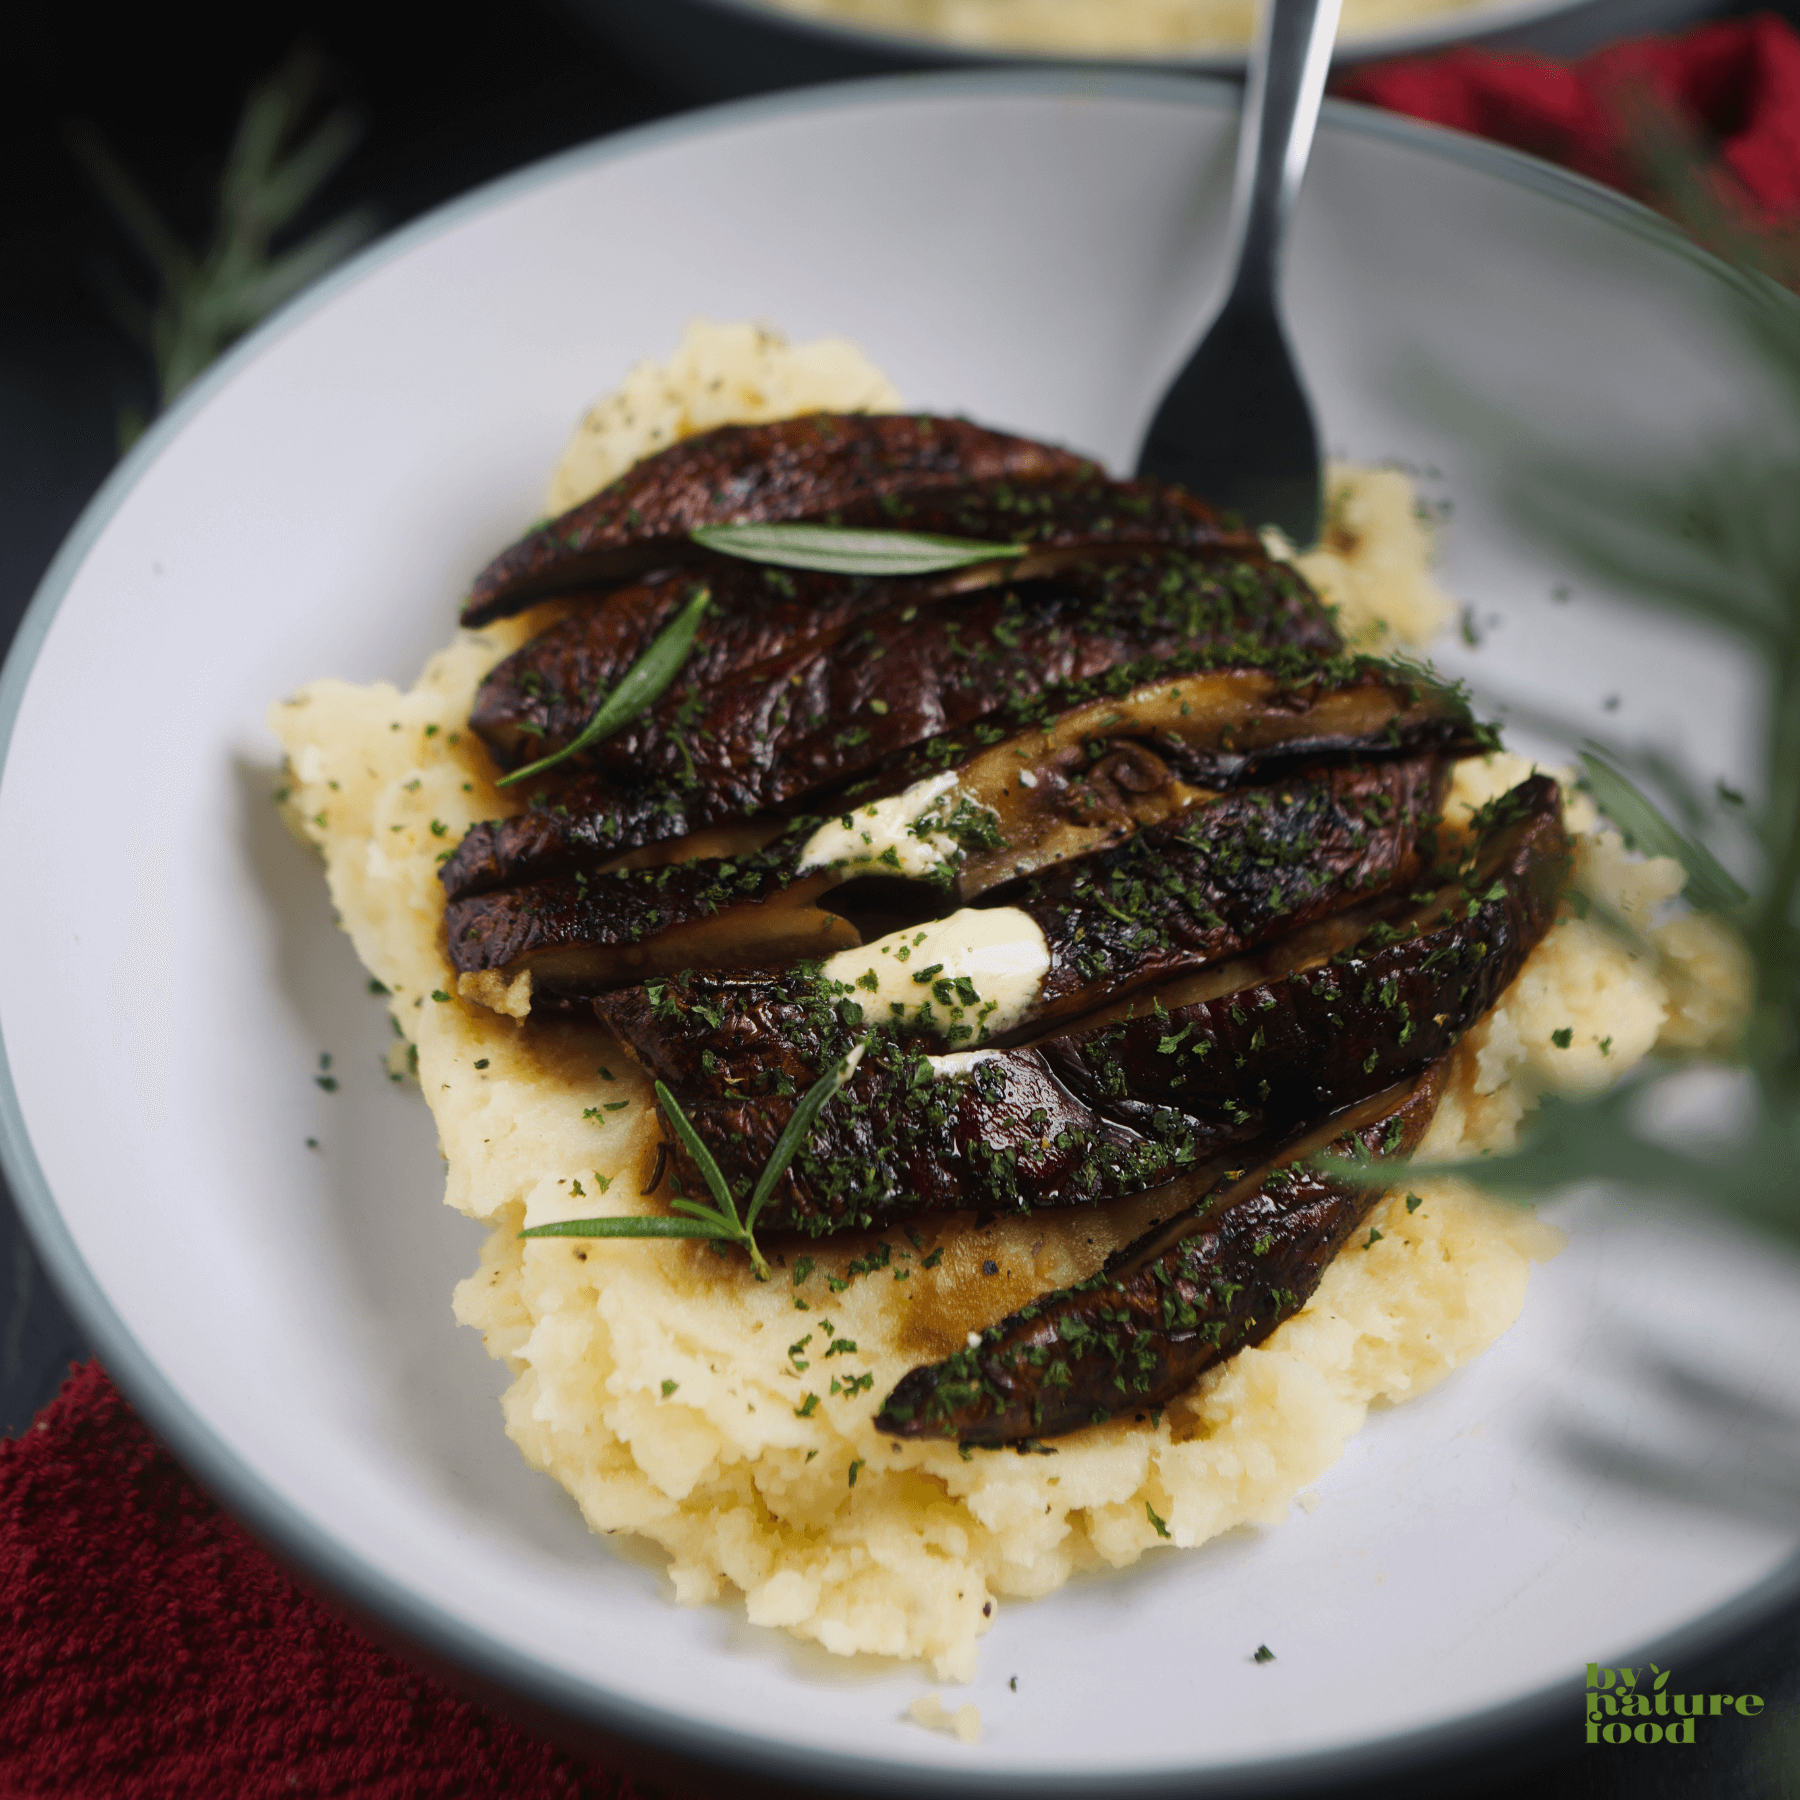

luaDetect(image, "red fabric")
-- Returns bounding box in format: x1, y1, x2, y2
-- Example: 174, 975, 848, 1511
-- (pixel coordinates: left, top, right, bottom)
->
0, 1363, 670, 1800
1340, 14, 1800, 255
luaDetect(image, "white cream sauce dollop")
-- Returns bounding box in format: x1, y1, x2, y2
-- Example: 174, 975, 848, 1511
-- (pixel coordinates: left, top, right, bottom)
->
795, 771, 967, 880
821, 906, 1049, 1044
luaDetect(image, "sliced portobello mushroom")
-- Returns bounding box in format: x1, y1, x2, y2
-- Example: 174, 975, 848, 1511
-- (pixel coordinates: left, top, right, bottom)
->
441, 557, 1341, 900
447, 657, 1479, 1003
579, 753, 1445, 1049
981, 750, 1449, 1033
874, 1059, 1450, 1444
462, 413, 1097, 625
471, 544, 1334, 778
612, 775, 1566, 1235
435, 774, 733, 905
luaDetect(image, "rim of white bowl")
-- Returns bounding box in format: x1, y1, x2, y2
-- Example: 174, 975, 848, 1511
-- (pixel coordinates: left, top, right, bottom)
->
672, 0, 1654, 70
1, 68, 1794, 1800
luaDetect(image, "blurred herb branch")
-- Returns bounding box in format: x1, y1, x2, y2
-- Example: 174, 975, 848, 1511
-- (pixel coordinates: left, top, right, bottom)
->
1409, 99, 1800, 1239
67, 48, 377, 449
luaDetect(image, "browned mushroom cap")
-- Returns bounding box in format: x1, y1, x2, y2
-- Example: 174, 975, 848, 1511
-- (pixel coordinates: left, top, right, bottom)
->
470, 545, 1333, 779
435, 774, 736, 904
854, 651, 1488, 898
461, 413, 1105, 625
618, 775, 1565, 1236
991, 751, 1450, 1033
874, 1059, 1451, 1444
578, 754, 1444, 1053
443, 550, 1337, 900
447, 659, 1482, 1006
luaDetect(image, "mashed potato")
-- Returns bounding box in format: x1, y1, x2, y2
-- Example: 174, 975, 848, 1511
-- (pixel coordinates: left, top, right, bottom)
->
544, 321, 901, 516
761, 0, 1485, 55
270, 322, 1747, 1680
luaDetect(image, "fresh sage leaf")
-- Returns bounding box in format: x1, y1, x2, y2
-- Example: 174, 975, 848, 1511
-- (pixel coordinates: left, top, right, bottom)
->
691, 522, 1025, 576
496, 585, 710, 788
1580, 749, 1748, 914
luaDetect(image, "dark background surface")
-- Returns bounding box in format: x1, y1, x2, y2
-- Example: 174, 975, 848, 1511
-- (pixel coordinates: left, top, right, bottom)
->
2, 2, 1796, 1794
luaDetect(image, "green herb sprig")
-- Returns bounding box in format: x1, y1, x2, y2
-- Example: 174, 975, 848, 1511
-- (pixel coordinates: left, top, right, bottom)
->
519, 1057, 852, 1278
1361, 168, 1800, 1241
69, 49, 376, 448
691, 522, 1025, 576
497, 586, 710, 788
1577, 749, 1747, 916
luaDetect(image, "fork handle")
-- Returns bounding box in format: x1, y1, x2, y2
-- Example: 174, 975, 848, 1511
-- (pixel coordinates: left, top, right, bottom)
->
1227, 0, 1344, 309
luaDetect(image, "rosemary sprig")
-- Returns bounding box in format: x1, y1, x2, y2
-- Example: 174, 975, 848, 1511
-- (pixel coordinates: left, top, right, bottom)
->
691, 522, 1025, 575
68, 49, 376, 446
518, 1057, 852, 1278
1383, 172, 1800, 1240
496, 586, 710, 787
1578, 749, 1747, 917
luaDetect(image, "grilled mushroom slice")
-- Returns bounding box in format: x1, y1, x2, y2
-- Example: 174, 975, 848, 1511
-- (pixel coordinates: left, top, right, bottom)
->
447, 658, 1482, 1003
442, 632, 1484, 906
462, 413, 1097, 624
442, 557, 1342, 900
874, 1060, 1450, 1444
606, 775, 1566, 1235
980, 750, 1449, 1032
576, 752, 1444, 1042
471, 545, 1334, 779
472, 479, 1290, 766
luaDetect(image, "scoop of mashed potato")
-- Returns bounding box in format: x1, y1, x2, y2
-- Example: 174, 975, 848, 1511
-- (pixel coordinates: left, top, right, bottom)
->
270, 321, 1746, 1680
545, 320, 901, 516
760, 0, 1485, 55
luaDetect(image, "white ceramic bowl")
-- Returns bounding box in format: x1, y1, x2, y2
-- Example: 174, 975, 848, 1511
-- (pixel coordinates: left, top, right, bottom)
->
570, 0, 1725, 97
3, 72, 1795, 1796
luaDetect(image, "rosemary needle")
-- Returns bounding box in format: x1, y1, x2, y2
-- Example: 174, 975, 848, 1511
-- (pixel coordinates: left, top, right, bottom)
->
1578, 750, 1747, 915
519, 1059, 852, 1279
497, 586, 710, 788
691, 522, 1025, 576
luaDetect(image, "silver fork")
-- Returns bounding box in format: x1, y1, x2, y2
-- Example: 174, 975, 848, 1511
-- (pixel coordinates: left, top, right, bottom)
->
1135, 0, 1344, 546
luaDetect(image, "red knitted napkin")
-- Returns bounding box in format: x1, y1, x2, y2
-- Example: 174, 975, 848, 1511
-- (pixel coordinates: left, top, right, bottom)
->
1339, 14, 1800, 276
0, 1362, 667, 1800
